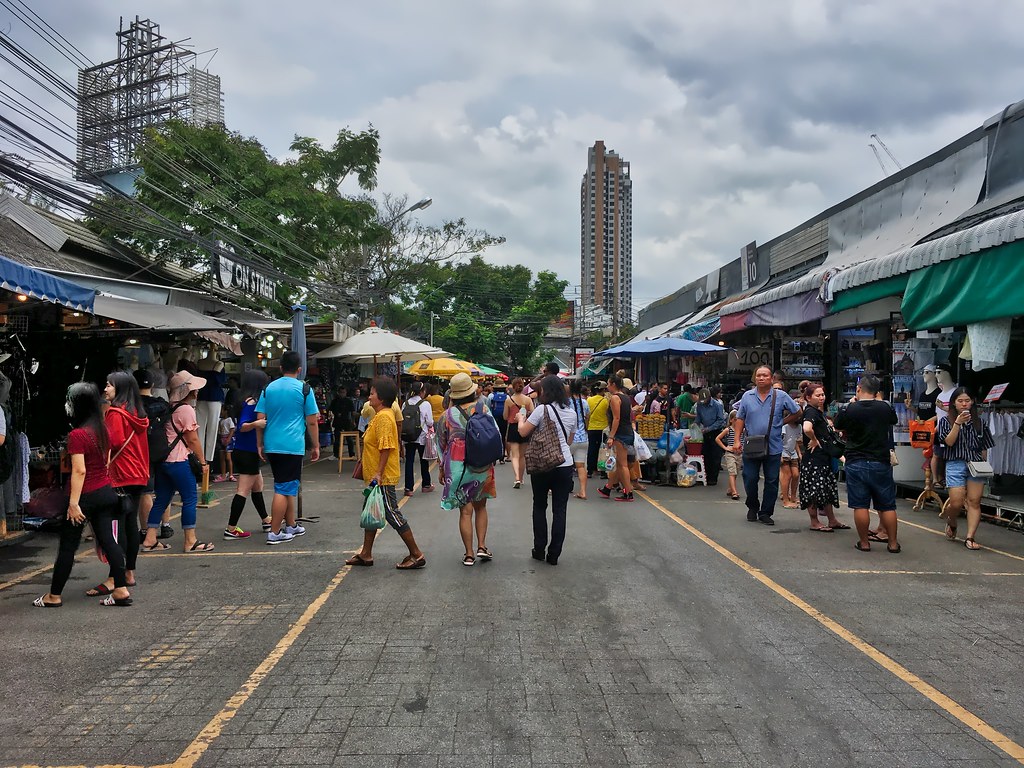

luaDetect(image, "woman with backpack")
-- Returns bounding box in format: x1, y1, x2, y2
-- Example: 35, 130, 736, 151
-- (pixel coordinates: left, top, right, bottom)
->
401, 381, 434, 497
516, 375, 578, 565
33, 383, 131, 607
503, 377, 533, 489
437, 372, 498, 566
85, 372, 150, 597
222, 370, 272, 540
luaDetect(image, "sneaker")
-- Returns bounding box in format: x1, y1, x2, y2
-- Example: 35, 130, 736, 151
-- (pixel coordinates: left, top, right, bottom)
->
229, 475, 238, 482
513, 480, 522, 489
597, 485, 612, 499
266, 531, 295, 545
223, 527, 251, 540
261, 521, 272, 533
214, 474, 228, 483
476, 546, 493, 561
614, 492, 635, 502
421, 485, 434, 493
404, 490, 415, 497
158, 524, 175, 539
284, 524, 306, 537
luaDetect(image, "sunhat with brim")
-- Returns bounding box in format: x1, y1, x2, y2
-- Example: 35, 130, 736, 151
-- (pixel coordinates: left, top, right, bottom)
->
448, 372, 477, 400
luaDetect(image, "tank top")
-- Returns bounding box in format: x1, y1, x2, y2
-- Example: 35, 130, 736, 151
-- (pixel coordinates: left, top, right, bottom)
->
613, 393, 633, 439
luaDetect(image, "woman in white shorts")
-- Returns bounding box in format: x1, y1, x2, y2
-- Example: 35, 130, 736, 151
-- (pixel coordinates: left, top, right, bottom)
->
568, 380, 591, 499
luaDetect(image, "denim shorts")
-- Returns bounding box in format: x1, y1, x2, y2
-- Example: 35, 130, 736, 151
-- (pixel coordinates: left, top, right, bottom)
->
945, 460, 985, 489
845, 460, 896, 512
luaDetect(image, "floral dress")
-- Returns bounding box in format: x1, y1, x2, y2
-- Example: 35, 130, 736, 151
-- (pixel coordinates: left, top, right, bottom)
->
437, 402, 497, 510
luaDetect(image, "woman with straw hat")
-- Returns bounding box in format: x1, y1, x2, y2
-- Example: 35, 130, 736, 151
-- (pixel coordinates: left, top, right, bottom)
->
437, 372, 498, 566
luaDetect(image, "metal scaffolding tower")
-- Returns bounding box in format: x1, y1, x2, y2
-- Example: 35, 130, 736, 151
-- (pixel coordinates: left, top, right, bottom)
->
76, 17, 223, 179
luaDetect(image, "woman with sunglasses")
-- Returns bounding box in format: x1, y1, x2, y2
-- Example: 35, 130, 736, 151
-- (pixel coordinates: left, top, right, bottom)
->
33, 383, 132, 607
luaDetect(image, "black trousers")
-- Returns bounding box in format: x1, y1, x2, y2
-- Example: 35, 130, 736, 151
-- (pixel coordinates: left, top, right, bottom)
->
333, 425, 356, 457
50, 485, 125, 596
404, 442, 431, 491
702, 432, 724, 485
530, 465, 573, 559
110, 485, 144, 576
587, 430, 604, 474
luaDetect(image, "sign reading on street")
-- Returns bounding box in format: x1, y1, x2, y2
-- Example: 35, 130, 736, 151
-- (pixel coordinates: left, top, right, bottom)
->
216, 253, 278, 301
574, 347, 596, 374
730, 347, 771, 372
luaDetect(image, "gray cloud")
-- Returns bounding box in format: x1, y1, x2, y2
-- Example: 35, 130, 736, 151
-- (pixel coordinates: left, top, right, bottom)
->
6, 0, 1024, 317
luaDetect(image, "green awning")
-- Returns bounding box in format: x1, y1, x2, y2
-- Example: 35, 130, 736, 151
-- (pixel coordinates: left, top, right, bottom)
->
902, 239, 1024, 330
830, 273, 908, 314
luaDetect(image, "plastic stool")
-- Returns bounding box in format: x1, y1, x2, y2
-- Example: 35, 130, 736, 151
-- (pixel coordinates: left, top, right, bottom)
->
686, 455, 707, 487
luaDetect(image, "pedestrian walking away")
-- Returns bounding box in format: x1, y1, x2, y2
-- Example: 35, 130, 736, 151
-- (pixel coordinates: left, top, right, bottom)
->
87, 372, 150, 596
799, 382, 846, 532
585, 382, 609, 477
695, 386, 727, 486
835, 374, 901, 553
519, 375, 577, 565
503, 377, 533, 489
33, 383, 131, 608
140, 371, 214, 553
223, 370, 272, 540
401, 381, 434, 496
134, 369, 173, 541
937, 387, 994, 550
568, 380, 591, 499
327, 385, 357, 459
345, 377, 427, 569
256, 351, 319, 545
437, 372, 497, 566
598, 375, 636, 502
732, 366, 802, 525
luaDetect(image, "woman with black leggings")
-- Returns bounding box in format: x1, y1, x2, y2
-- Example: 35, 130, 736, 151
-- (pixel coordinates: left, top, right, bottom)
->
33, 383, 132, 608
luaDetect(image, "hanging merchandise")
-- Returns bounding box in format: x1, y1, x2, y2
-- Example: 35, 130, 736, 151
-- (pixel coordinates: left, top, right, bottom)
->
959, 318, 1012, 371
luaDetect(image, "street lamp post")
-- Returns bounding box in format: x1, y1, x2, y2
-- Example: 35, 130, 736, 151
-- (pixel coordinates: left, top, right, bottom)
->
430, 311, 436, 346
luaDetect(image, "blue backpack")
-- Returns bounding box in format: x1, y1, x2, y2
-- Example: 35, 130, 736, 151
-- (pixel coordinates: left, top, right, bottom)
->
458, 400, 504, 468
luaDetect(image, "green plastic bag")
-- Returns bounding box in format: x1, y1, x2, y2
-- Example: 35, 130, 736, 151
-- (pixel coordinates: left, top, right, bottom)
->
360, 484, 387, 530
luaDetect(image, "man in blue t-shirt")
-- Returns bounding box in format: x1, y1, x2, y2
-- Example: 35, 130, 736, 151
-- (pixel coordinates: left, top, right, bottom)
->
256, 351, 320, 545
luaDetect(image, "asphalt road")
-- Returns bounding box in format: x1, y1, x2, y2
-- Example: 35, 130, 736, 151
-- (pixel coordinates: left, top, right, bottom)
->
1, 458, 1023, 768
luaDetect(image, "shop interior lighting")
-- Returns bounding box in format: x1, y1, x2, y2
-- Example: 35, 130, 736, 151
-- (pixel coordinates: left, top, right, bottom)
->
16, 294, 27, 302
265, 334, 274, 341
128, 338, 138, 345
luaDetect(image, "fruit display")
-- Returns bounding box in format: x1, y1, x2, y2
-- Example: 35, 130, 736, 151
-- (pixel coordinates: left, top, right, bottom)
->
636, 413, 666, 439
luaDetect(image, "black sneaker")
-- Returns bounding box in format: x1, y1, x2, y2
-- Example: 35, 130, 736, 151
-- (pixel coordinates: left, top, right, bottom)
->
597, 485, 612, 499
746, 513, 759, 522
614, 492, 635, 502
159, 524, 174, 539
759, 516, 775, 526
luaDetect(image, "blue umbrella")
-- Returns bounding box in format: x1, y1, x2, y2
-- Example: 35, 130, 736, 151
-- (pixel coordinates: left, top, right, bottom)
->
291, 304, 307, 379
593, 337, 727, 358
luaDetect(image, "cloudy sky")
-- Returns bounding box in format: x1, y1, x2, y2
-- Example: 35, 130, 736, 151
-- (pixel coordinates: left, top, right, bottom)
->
6, 1, 1024, 319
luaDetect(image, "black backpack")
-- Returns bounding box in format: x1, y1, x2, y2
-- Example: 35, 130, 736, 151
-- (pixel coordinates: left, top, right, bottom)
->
400, 399, 423, 442
142, 397, 180, 465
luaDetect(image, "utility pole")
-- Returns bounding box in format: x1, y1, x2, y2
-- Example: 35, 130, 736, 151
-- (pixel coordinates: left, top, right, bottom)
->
429, 312, 436, 346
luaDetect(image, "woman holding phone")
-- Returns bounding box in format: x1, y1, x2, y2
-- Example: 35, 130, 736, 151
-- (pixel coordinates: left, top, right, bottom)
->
937, 388, 993, 550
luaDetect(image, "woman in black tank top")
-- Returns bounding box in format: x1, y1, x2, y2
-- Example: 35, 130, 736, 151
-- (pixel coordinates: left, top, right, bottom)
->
598, 376, 635, 502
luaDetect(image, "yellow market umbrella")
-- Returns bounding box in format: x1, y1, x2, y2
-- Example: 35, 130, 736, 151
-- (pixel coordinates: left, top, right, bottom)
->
408, 358, 481, 378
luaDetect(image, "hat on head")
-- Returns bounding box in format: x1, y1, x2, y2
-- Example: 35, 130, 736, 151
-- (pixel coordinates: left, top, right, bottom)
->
448, 372, 476, 400
168, 370, 207, 397
934, 363, 953, 375
132, 368, 153, 389
622, 377, 635, 391
921, 364, 937, 373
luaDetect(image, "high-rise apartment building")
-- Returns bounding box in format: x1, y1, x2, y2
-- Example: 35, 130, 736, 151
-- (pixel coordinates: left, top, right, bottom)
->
581, 140, 632, 329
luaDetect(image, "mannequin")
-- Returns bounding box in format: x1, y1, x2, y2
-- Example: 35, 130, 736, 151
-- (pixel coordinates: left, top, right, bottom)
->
933, 364, 957, 488
907, 365, 941, 509
195, 346, 226, 466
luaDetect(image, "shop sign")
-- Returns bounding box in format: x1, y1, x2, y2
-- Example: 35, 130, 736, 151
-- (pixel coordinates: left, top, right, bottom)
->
730, 347, 772, 371
216, 254, 277, 301
574, 347, 595, 373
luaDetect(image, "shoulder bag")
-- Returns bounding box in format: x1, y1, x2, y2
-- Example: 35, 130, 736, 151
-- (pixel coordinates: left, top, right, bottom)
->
742, 389, 776, 459
968, 460, 994, 478
525, 405, 571, 474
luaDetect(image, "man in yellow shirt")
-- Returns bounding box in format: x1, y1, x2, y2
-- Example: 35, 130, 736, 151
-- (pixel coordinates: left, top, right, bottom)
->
345, 378, 426, 569
586, 383, 610, 477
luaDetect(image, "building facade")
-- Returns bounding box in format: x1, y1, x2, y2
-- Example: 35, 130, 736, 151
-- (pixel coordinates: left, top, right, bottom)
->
581, 141, 632, 330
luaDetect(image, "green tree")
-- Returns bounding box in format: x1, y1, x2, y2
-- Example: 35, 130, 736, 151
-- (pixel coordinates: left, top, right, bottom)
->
415, 257, 569, 373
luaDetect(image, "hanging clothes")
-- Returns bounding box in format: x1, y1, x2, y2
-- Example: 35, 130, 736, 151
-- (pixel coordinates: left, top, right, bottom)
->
985, 411, 1024, 476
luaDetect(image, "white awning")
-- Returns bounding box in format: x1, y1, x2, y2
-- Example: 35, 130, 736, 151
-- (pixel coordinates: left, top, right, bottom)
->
626, 312, 696, 344
93, 295, 230, 332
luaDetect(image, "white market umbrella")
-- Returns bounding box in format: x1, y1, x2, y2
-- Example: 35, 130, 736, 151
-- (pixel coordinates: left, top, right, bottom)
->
316, 324, 448, 363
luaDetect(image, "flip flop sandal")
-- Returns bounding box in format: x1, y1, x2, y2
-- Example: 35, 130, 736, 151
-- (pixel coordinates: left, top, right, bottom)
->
461, 555, 475, 567
830, 523, 851, 530
397, 556, 427, 570
85, 584, 113, 597
32, 595, 61, 608
965, 538, 982, 551
100, 595, 133, 607
345, 554, 374, 566
187, 542, 215, 552
867, 532, 889, 543
810, 526, 834, 532
854, 541, 871, 552
141, 542, 171, 552
945, 524, 958, 541
476, 547, 493, 561
887, 544, 902, 554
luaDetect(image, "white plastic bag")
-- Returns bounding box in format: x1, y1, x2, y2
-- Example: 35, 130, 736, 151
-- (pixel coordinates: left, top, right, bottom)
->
634, 432, 652, 461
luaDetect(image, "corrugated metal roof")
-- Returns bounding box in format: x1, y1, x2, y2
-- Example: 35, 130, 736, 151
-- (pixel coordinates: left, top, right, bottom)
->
826, 207, 1024, 298
719, 258, 828, 315
0, 193, 67, 250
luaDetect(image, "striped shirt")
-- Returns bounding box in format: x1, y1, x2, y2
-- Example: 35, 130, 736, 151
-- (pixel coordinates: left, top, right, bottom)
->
724, 426, 737, 448
937, 417, 994, 462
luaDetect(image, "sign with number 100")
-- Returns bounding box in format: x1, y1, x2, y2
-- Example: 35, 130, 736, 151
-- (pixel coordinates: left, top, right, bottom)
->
730, 348, 772, 371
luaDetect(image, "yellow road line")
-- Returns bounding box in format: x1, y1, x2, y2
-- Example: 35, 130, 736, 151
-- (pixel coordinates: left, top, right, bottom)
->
169, 481, 421, 768
636, 490, 1024, 764
0, 514, 183, 593
897, 516, 1024, 563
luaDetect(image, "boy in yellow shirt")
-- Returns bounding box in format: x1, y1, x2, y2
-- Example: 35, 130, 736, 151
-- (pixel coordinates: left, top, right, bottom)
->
346, 378, 426, 569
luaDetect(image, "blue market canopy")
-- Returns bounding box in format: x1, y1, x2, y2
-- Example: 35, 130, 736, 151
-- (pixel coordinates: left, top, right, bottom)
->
593, 337, 727, 358
0, 252, 94, 312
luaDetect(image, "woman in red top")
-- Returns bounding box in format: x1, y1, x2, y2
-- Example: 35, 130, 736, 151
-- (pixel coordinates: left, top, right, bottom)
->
33, 383, 132, 607
85, 372, 150, 597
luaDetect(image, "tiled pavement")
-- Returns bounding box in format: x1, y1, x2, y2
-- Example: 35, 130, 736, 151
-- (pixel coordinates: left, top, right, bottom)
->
1, 460, 1023, 767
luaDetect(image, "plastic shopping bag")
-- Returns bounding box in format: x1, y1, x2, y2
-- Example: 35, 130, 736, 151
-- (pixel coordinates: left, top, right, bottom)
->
423, 429, 438, 461
359, 484, 388, 530
597, 444, 611, 472
634, 432, 653, 461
